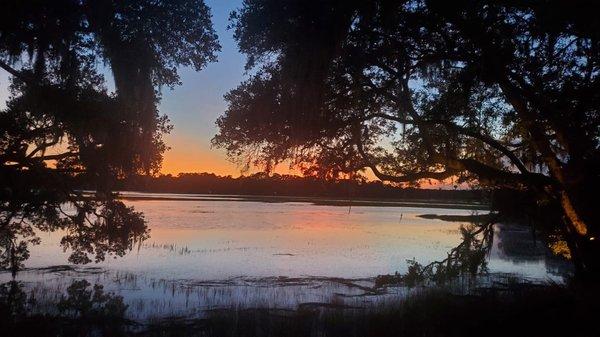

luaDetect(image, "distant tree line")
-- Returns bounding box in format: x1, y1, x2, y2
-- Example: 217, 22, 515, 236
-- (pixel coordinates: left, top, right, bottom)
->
116, 172, 484, 201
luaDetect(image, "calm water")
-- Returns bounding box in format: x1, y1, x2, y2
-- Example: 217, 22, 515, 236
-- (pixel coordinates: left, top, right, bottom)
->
1, 193, 569, 320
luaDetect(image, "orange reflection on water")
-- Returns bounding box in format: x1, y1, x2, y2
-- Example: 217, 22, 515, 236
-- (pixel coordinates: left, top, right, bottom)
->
13, 194, 559, 284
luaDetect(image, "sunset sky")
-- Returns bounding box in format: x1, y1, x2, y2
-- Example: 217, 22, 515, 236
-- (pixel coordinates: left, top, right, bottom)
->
0, 0, 446, 186
155, 0, 253, 176
0, 0, 267, 177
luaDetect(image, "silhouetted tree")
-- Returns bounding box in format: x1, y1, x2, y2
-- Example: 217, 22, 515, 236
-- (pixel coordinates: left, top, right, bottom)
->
213, 0, 600, 279
0, 0, 219, 272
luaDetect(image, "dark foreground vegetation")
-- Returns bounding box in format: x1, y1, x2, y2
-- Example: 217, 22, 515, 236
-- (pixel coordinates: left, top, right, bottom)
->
2, 279, 599, 337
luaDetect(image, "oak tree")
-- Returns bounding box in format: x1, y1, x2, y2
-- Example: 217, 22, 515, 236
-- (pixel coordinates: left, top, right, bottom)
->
214, 0, 600, 279
0, 0, 219, 273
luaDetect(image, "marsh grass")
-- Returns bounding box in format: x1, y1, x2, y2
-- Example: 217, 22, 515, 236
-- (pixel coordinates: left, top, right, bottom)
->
3, 276, 599, 337
137, 281, 600, 337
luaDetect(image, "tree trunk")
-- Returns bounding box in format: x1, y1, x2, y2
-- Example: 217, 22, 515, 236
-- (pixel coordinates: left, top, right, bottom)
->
560, 189, 600, 282
567, 231, 600, 282
497, 76, 600, 280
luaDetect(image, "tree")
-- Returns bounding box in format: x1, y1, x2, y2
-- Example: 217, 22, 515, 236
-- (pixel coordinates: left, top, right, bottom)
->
0, 0, 220, 272
213, 0, 600, 279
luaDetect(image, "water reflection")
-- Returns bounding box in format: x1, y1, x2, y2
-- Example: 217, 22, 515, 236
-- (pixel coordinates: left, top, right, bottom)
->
0, 198, 148, 275
0, 193, 571, 320
493, 224, 572, 278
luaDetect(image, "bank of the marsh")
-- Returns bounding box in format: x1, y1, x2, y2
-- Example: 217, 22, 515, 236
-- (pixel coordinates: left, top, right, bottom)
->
2, 278, 599, 337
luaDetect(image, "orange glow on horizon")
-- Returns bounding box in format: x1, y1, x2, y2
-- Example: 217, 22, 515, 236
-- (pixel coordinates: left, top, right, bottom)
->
160, 151, 456, 189
160, 135, 461, 189
159, 137, 301, 177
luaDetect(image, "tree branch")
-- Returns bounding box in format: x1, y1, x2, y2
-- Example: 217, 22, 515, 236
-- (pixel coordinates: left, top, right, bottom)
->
354, 118, 552, 187
0, 60, 34, 85
363, 113, 533, 176
352, 123, 457, 183
38, 152, 78, 161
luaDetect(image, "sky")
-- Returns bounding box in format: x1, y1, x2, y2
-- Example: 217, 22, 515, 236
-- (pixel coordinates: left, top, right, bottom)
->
0, 0, 273, 177
157, 0, 251, 176
0, 1, 448, 185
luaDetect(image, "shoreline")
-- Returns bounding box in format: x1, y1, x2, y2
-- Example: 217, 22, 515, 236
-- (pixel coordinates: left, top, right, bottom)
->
114, 191, 490, 211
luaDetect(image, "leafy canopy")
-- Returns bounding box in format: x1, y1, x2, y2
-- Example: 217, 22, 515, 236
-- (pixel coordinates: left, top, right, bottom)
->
0, 0, 219, 271
216, 0, 599, 186
214, 0, 600, 277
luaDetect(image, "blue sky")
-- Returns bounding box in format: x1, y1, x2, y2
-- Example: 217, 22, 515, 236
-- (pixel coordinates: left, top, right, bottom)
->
158, 0, 248, 175
0, 0, 252, 176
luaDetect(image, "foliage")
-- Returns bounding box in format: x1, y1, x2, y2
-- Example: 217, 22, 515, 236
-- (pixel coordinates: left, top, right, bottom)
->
0, 281, 33, 318
376, 218, 496, 287
214, 0, 600, 278
0, 280, 130, 337
58, 279, 127, 319
0, 0, 219, 273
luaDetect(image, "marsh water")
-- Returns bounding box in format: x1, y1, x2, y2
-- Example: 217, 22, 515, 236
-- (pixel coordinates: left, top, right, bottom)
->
0, 193, 570, 320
